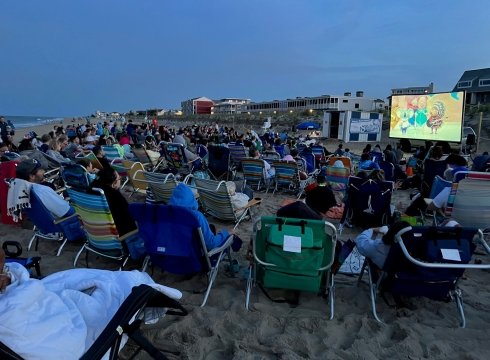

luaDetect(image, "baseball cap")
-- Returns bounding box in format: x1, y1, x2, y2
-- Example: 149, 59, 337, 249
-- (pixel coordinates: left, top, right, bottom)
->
16, 159, 42, 180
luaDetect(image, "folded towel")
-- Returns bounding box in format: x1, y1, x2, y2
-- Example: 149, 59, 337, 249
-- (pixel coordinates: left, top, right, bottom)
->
7, 179, 32, 222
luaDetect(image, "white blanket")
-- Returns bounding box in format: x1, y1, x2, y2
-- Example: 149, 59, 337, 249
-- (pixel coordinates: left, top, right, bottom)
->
6, 179, 32, 222
0, 263, 182, 360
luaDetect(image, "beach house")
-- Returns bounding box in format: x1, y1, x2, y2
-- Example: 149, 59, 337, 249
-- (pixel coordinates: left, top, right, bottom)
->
453, 68, 490, 105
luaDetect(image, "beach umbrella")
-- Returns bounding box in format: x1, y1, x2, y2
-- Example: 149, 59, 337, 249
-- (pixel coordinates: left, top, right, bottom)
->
296, 121, 320, 130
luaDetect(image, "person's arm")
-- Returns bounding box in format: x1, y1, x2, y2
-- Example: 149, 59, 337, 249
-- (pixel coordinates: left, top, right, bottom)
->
198, 213, 231, 250
355, 228, 380, 260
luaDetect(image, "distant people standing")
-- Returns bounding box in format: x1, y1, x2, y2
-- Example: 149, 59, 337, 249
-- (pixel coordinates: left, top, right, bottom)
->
0, 116, 9, 143
333, 144, 344, 157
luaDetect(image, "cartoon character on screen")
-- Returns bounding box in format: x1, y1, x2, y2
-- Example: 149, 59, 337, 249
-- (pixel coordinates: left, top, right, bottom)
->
426, 101, 445, 134
414, 95, 428, 128
396, 108, 414, 135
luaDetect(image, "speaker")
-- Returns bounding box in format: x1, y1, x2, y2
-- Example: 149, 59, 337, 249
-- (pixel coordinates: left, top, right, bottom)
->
466, 133, 476, 146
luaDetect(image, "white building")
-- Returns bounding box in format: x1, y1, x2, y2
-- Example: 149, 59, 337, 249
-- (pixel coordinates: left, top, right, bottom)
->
212, 98, 251, 114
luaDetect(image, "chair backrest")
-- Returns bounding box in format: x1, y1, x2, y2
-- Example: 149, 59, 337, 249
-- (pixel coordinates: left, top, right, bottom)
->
445, 172, 490, 216
196, 144, 209, 163
66, 187, 124, 253
301, 153, 316, 173
162, 142, 188, 169
328, 156, 352, 169
124, 160, 147, 192
82, 152, 104, 170
273, 144, 286, 158
241, 158, 266, 188
142, 171, 178, 203
132, 146, 152, 167
25, 189, 62, 234
311, 145, 326, 163
324, 165, 350, 192
228, 143, 248, 165
379, 161, 395, 182
294, 156, 307, 174
422, 159, 447, 194
451, 178, 490, 229
128, 203, 209, 274
194, 178, 237, 222
370, 151, 383, 164
61, 164, 91, 189
41, 152, 62, 170
101, 146, 122, 162
207, 145, 230, 180
255, 216, 336, 292
429, 175, 451, 199
261, 150, 281, 164
272, 160, 299, 188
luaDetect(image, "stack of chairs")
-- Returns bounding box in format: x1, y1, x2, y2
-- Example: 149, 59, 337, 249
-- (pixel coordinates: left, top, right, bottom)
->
246, 216, 337, 318
359, 225, 490, 327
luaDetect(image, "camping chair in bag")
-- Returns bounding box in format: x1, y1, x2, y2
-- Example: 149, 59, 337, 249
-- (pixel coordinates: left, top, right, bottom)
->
23, 189, 85, 256
67, 187, 143, 268
128, 203, 235, 307
207, 145, 232, 181
3, 241, 41, 278
271, 160, 300, 195
141, 171, 178, 204
339, 177, 394, 234
0, 284, 188, 360
358, 225, 490, 327
246, 216, 337, 318
194, 178, 261, 229
241, 158, 269, 191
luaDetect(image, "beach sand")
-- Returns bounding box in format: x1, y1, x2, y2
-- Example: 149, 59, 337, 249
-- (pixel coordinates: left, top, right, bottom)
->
3, 119, 490, 359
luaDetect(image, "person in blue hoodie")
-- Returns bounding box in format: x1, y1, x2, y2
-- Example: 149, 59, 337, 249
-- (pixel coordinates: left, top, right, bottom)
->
169, 183, 232, 250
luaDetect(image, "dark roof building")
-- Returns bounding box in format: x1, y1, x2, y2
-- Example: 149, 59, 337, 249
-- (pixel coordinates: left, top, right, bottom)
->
453, 68, 490, 105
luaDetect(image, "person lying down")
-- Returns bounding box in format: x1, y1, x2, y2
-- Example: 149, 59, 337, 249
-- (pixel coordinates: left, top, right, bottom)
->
0, 250, 182, 360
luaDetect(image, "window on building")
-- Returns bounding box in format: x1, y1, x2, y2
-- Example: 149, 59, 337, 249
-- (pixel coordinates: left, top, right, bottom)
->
458, 80, 472, 88
354, 103, 360, 109
342, 99, 348, 103
479, 79, 490, 86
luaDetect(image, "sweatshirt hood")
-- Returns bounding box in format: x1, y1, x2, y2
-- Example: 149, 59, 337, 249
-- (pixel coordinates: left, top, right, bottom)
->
169, 183, 198, 210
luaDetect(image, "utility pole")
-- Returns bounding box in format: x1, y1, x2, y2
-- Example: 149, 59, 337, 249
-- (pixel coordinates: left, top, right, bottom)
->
477, 111, 483, 154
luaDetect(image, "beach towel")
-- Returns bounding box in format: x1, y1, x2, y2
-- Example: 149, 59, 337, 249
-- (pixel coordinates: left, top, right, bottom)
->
6, 178, 32, 222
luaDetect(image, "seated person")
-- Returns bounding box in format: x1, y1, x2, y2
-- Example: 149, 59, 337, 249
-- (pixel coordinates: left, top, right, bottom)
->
169, 183, 233, 251
91, 167, 138, 237
358, 152, 380, 170
251, 149, 275, 179
92, 145, 112, 170
225, 181, 250, 218
76, 158, 98, 183
0, 247, 181, 359
472, 151, 490, 172
305, 175, 337, 215
46, 138, 72, 164
12, 159, 73, 219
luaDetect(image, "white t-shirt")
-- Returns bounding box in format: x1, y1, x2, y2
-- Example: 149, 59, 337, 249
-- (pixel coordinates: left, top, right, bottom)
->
32, 183, 70, 218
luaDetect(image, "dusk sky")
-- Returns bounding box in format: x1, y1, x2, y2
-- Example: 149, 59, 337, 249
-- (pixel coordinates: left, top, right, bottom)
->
1, 0, 489, 116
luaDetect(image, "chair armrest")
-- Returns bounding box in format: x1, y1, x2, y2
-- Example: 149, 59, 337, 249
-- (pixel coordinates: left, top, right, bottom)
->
53, 212, 79, 225
119, 229, 139, 241
207, 234, 234, 257
235, 198, 262, 213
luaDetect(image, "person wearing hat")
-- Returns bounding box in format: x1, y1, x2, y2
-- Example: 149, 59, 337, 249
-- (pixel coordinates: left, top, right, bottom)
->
15, 159, 73, 219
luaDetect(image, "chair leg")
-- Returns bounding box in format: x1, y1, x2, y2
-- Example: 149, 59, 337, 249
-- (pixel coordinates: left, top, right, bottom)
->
453, 289, 466, 328
367, 265, 383, 323
73, 243, 86, 267
327, 272, 335, 320
357, 259, 368, 286
245, 265, 253, 310
201, 251, 226, 307
141, 255, 151, 272
56, 237, 69, 257
28, 234, 37, 252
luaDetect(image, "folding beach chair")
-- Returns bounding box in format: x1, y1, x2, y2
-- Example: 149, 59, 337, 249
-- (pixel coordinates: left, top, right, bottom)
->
194, 177, 261, 229
141, 171, 178, 204
450, 178, 490, 232
3, 241, 41, 278
0, 284, 188, 360
196, 143, 209, 164
101, 145, 123, 162
161, 142, 199, 175
261, 150, 280, 164
246, 216, 337, 318
300, 151, 316, 173
358, 225, 490, 327
241, 158, 269, 191
428, 175, 451, 199
23, 188, 85, 256
60, 163, 92, 189
421, 159, 448, 197
324, 165, 350, 194
273, 144, 287, 158
311, 145, 327, 166
122, 160, 147, 197
328, 156, 352, 169
132, 145, 165, 172
79, 151, 104, 171
370, 151, 383, 164
207, 145, 231, 181
339, 177, 394, 233
128, 203, 234, 306
271, 160, 300, 195
444, 172, 490, 220
228, 142, 249, 171
379, 160, 395, 182
67, 187, 144, 268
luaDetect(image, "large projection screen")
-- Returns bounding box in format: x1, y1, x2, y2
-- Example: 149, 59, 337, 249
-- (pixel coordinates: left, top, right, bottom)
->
389, 91, 465, 142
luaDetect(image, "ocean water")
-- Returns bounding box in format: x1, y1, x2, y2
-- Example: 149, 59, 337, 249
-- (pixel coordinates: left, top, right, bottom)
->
2, 115, 65, 129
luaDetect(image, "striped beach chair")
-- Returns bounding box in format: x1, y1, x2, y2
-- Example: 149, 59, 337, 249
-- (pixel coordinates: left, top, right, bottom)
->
228, 143, 249, 170
241, 158, 268, 191
67, 187, 140, 268
328, 156, 352, 169
450, 178, 490, 231
271, 160, 300, 194
101, 145, 124, 162
194, 178, 260, 229
141, 171, 178, 204
324, 165, 350, 193
122, 160, 147, 197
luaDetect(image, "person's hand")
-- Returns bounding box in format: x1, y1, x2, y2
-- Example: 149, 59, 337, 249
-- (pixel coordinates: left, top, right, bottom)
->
228, 228, 235, 235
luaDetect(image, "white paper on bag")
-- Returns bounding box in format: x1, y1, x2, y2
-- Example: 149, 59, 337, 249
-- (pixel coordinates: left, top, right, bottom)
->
441, 248, 461, 262
283, 235, 302, 253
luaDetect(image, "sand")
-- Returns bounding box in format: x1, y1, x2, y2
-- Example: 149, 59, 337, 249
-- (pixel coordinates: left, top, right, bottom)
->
2, 119, 490, 359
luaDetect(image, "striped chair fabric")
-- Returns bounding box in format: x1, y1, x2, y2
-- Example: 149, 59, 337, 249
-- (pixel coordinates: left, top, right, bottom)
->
241, 158, 267, 190
142, 171, 178, 204
271, 160, 299, 194
123, 160, 147, 195
445, 172, 490, 217
324, 166, 350, 192
67, 187, 131, 267
194, 178, 237, 222
228, 143, 249, 166
101, 146, 123, 162
451, 178, 490, 230
328, 156, 352, 169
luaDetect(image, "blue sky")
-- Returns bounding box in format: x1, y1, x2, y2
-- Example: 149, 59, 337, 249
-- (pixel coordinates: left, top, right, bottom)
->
1, 0, 489, 116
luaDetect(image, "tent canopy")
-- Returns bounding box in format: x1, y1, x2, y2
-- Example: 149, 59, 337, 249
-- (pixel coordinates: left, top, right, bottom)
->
296, 121, 320, 130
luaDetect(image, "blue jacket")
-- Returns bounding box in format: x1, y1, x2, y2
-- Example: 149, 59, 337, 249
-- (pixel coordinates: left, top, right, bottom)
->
169, 183, 230, 250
